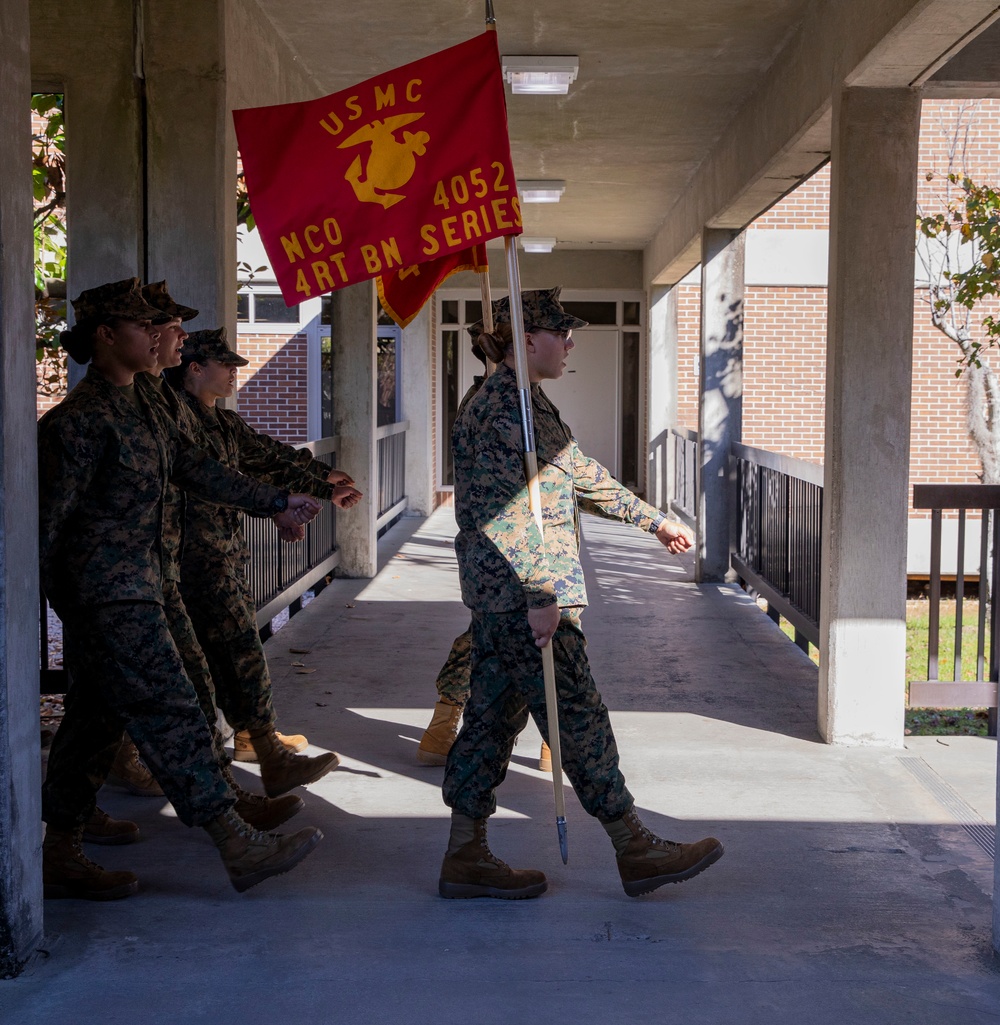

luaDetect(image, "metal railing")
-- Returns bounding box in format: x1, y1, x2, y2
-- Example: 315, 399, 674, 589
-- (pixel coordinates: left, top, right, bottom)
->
670, 426, 698, 528
245, 436, 342, 629
910, 484, 1000, 732
376, 420, 409, 533
731, 442, 824, 650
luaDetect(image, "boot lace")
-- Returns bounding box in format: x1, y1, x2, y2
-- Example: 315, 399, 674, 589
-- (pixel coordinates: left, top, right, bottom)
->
226, 808, 275, 844
626, 811, 681, 853
68, 835, 104, 872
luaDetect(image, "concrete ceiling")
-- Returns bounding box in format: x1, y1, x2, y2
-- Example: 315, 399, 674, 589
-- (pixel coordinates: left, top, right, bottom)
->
253, 0, 815, 252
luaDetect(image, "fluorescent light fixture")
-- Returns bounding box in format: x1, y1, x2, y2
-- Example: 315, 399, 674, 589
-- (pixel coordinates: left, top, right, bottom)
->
518, 180, 566, 203
520, 237, 557, 254
502, 56, 579, 95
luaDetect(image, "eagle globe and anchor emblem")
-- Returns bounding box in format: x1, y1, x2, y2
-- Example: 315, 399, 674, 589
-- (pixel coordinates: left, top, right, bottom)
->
338, 112, 431, 209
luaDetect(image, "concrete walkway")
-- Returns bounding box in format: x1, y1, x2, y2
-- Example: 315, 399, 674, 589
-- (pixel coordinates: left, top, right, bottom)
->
6, 508, 999, 1023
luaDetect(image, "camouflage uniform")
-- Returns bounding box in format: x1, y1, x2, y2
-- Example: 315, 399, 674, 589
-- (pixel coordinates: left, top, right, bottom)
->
135, 372, 227, 764
171, 352, 333, 734
39, 365, 290, 829
434, 629, 472, 705
442, 362, 664, 822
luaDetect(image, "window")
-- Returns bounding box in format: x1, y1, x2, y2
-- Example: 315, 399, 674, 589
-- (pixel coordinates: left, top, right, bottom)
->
236, 288, 300, 325
377, 326, 402, 426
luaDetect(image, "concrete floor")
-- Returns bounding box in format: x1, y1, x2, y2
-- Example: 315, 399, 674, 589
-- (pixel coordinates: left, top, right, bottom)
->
5, 508, 999, 1024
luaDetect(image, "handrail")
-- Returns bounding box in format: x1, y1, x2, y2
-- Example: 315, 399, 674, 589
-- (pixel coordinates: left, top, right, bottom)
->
670, 426, 698, 528
731, 443, 823, 649
375, 419, 409, 440
731, 441, 824, 487
910, 484, 1000, 732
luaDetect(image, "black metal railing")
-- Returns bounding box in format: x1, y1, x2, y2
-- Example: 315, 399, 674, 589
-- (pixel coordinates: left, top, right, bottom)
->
670, 426, 698, 528
910, 484, 999, 732
245, 435, 342, 629
731, 442, 824, 650
376, 420, 408, 533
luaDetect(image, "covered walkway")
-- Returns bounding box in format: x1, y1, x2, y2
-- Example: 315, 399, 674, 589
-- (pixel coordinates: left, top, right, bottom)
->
5, 508, 997, 1022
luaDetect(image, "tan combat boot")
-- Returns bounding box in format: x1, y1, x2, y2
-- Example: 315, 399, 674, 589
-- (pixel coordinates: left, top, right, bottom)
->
43, 826, 139, 900
247, 727, 340, 797
438, 814, 547, 899
538, 741, 552, 773
233, 729, 308, 762
221, 763, 303, 831
417, 699, 463, 766
203, 808, 323, 893
106, 738, 164, 797
82, 806, 140, 846
603, 808, 724, 897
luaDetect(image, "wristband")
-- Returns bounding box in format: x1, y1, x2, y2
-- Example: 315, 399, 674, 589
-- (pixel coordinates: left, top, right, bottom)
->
648, 512, 666, 535
272, 490, 290, 514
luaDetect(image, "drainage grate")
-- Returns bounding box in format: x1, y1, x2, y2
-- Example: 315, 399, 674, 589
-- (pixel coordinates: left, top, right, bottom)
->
899, 756, 995, 860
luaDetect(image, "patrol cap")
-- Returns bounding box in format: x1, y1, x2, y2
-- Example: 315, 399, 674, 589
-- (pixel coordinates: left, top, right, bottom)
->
141, 280, 199, 322
468, 286, 588, 339
182, 327, 249, 367
71, 277, 161, 323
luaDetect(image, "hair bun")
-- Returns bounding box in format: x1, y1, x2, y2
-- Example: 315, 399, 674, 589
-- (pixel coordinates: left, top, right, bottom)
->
477, 331, 506, 363
59, 326, 94, 365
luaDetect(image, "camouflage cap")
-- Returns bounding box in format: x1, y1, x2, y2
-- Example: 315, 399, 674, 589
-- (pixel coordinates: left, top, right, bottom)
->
141, 280, 199, 322
468, 286, 588, 338
71, 277, 161, 323
182, 327, 249, 367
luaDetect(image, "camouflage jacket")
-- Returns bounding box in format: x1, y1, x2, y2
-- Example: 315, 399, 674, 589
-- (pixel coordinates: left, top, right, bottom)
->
134, 373, 203, 581
38, 366, 287, 613
175, 389, 333, 575
452, 363, 660, 612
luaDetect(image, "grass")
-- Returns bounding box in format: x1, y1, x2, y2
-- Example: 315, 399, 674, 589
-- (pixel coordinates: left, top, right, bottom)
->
774, 597, 992, 738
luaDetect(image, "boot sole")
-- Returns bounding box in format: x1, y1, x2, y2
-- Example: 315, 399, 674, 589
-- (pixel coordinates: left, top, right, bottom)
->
44, 879, 139, 901
230, 828, 324, 893
81, 831, 140, 846
622, 842, 725, 897
263, 754, 340, 797
234, 739, 309, 763
438, 879, 548, 900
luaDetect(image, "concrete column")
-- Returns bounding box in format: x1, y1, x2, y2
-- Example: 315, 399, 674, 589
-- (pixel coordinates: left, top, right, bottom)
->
332, 282, 377, 577
143, 0, 236, 336
819, 87, 921, 747
0, 0, 43, 978
401, 304, 434, 516
697, 229, 745, 582
31, 0, 145, 388
648, 285, 678, 512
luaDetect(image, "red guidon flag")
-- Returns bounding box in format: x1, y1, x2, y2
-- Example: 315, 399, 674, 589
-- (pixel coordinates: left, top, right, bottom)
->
233, 32, 520, 308
377, 244, 488, 328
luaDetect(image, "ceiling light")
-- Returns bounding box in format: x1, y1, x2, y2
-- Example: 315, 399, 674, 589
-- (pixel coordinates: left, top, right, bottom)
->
502, 56, 579, 95
520, 237, 557, 254
518, 180, 566, 203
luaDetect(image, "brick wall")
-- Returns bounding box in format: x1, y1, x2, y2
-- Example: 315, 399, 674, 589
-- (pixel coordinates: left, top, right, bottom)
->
235, 333, 309, 444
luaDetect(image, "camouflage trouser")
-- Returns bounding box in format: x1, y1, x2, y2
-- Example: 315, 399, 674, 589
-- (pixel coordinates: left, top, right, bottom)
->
42, 601, 234, 829
181, 564, 276, 733
162, 577, 229, 766
442, 608, 634, 823
435, 628, 472, 706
